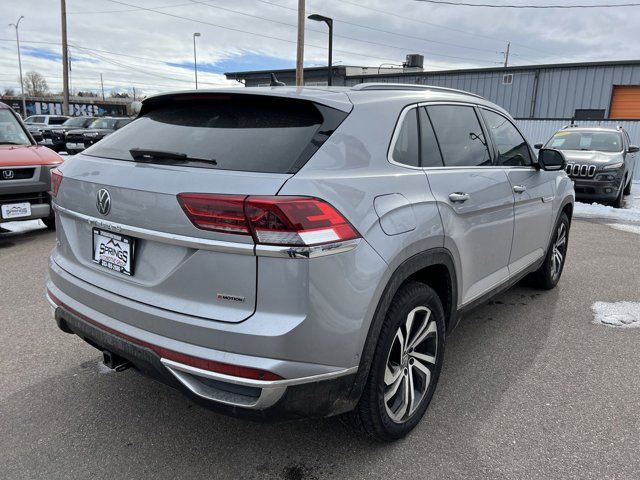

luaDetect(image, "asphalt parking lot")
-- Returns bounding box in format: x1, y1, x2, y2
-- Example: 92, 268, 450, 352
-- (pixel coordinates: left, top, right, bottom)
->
1, 219, 639, 480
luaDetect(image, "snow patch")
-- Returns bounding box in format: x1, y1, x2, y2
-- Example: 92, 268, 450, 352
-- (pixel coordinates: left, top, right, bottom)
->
96, 361, 116, 374
0, 219, 46, 233
606, 223, 640, 235
574, 182, 640, 224
592, 301, 640, 328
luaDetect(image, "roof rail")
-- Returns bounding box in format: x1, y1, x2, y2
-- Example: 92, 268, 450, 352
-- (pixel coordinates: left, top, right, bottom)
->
350, 82, 486, 100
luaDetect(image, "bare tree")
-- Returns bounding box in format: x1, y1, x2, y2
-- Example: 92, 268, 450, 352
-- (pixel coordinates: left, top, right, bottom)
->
2, 88, 16, 97
22, 71, 49, 96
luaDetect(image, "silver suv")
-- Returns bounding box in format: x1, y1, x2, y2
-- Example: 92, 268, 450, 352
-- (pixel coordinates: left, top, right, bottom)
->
45, 85, 574, 441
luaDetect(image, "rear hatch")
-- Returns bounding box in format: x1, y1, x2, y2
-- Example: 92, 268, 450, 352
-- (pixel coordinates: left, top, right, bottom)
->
52, 91, 351, 323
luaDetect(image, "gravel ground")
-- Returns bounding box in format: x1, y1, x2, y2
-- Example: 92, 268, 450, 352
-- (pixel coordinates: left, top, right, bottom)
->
1, 219, 639, 480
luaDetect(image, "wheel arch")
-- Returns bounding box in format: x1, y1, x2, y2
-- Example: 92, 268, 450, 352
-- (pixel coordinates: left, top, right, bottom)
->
346, 247, 458, 406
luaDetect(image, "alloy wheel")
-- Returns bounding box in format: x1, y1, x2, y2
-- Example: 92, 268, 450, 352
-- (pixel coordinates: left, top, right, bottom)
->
383, 306, 438, 423
550, 222, 567, 280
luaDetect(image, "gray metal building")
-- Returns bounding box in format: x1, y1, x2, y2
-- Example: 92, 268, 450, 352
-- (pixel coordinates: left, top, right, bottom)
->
226, 60, 640, 120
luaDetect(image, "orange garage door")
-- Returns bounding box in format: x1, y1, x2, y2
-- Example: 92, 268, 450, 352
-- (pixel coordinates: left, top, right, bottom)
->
610, 86, 640, 119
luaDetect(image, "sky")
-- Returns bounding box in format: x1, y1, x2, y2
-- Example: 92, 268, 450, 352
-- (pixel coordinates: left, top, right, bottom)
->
1, 0, 639, 98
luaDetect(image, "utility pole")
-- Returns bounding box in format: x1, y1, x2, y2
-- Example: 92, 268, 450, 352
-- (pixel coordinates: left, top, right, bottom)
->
193, 32, 201, 89
296, 0, 305, 87
503, 41, 511, 68
8, 16, 26, 117
61, 0, 70, 116
100, 73, 105, 101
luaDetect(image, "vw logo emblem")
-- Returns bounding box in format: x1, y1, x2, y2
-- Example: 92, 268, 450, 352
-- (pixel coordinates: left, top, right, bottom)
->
96, 188, 111, 216
2, 170, 14, 180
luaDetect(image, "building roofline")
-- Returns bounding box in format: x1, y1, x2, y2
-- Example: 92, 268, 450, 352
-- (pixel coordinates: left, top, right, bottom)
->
224, 59, 640, 81
224, 65, 354, 78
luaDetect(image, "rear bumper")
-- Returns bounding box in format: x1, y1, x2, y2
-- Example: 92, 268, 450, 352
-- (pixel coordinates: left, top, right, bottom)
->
46, 283, 360, 420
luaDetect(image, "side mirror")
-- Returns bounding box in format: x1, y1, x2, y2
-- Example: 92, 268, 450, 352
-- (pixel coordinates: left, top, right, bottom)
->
533, 143, 543, 149
628, 145, 639, 153
538, 148, 566, 171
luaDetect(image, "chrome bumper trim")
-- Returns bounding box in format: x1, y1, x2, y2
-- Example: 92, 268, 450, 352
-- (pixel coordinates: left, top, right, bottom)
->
161, 359, 357, 410
54, 203, 359, 259
53, 203, 255, 255
254, 239, 360, 258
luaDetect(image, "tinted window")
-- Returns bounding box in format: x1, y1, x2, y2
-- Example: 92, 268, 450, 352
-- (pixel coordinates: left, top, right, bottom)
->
419, 108, 443, 167
427, 105, 491, 167
392, 109, 419, 167
63, 117, 91, 127
115, 119, 132, 129
50, 117, 68, 125
0, 110, 30, 145
84, 95, 343, 173
547, 130, 623, 153
482, 109, 532, 166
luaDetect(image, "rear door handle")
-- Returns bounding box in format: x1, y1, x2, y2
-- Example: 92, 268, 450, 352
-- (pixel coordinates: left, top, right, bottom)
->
513, 185, 527, 193
448, 192, 470, 203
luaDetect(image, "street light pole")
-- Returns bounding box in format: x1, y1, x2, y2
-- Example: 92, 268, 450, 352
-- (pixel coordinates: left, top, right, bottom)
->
193, 32, 201, 89
307, 14, 333, 86
9, 16, 26, 117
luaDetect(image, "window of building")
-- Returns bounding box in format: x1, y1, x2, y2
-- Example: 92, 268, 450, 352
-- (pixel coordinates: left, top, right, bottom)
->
502, 74, 513, 85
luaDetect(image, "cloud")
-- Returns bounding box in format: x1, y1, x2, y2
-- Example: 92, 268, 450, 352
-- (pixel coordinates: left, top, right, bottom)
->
1, 0, 637, 97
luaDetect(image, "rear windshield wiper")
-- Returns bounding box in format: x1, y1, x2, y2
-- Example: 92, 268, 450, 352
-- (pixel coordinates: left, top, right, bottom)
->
129, 148, 217, 166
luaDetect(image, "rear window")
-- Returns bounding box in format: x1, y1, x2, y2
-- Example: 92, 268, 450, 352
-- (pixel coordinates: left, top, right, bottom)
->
84, 95, 346, 174
49, 117, 68, 125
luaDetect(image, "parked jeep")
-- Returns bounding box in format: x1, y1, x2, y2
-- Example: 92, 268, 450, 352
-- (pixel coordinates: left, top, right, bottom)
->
536, 125, 637, 207
0, 102, 62, 229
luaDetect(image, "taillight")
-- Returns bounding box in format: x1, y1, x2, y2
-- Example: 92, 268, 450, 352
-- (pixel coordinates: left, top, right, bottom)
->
50, 168, 63, 197
177, 194, 360, 246
177, 194, 248, 234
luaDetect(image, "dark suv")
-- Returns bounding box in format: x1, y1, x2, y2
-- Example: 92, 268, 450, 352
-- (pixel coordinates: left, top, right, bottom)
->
536, 125, 637, 207
41, 117, 95, 153
65, 117, 133, 155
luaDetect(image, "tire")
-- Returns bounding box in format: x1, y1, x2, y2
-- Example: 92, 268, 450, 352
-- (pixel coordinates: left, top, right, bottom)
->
612, 183, 624, 208
42, 207, 56, 230
623, 176, 632, 196
347, 281, 446, 442
529, 212, 569, 290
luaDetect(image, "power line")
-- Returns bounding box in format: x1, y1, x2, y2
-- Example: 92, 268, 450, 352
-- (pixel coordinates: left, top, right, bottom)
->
336, 0, 581, 60
414, 0, 640, 8
187, 0, 500, 64
103, 0, 408, 64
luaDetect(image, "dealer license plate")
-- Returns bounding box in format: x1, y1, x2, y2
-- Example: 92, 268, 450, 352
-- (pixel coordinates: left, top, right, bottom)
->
92, 228, 135, 276
1, 202, 31, 219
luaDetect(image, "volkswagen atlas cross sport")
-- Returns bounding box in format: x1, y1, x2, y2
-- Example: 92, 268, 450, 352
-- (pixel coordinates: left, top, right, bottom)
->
535, 125, 637, 208
46, 85, 574, 441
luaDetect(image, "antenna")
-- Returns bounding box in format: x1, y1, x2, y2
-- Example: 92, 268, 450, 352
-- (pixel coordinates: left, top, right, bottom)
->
270, 73, 286, 87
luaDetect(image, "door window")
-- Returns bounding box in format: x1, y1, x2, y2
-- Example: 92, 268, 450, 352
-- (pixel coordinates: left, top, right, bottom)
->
419, 108, 444, 167
426, 105, 491, 167
481, 109, 533, 166
392, 108, 419, 167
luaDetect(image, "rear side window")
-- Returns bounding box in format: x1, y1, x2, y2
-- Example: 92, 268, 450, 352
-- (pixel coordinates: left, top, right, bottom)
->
427, 105, 491, 167
50, 117, 68, 125
392, 109, 419, 167
419, 108, 444, 167
481, 109, 532, 166
84, 95, 347, 174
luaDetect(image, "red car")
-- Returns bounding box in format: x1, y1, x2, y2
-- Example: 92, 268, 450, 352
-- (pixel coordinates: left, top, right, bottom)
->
0, 102, 62, 229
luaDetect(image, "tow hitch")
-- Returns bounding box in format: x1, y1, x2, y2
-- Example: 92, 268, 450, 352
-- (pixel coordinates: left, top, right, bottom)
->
102, 350, 131, 372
